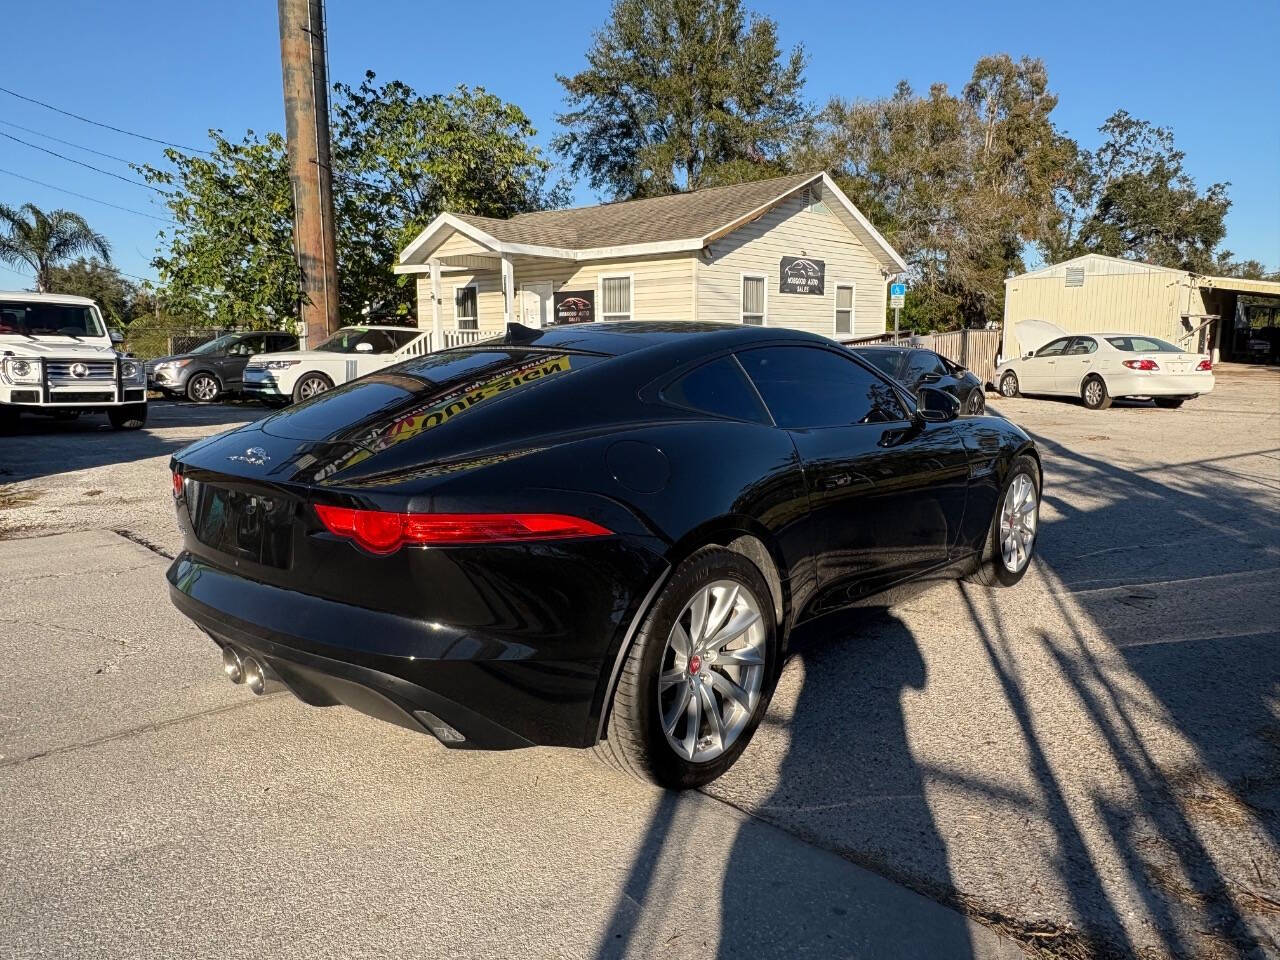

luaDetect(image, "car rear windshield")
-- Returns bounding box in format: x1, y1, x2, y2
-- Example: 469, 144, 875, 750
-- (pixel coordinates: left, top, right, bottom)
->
0, 301, 104, 338
1105, 336, 1183, 353
315, 327, 421, 353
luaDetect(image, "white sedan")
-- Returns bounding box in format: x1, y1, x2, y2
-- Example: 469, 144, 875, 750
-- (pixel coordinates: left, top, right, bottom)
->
996, 327, 1214, 410
243, 325, 429, 405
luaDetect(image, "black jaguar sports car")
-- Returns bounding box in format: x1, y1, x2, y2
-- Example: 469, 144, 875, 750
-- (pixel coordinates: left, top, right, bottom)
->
167, 322, 1041, 788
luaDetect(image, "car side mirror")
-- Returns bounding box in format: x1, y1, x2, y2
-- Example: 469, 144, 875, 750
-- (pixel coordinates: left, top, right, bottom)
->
1023, 350, 1034, 358
916, 385, 960, 423
355, 342, 374, 353
109, 330, 124, 344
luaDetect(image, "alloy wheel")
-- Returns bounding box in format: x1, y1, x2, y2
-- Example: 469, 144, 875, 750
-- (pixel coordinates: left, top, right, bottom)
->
298, 377, 329, 400
190, 375, 218, 402
999, 474, 1037, 573
658, 580, 766, 763
1000, 374, 1017, 397
1084, 380, 1103, 407
968, 391, 985, 415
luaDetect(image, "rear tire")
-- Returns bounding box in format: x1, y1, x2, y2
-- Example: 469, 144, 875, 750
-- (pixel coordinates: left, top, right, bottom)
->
595, 547, 779, 789
292, 373, 333, 403
1154, 396, 1186, 409
966, 390, 986, 415
1081, 375, 1112, 410
186, 373, 221, 404
999, 371, 1020, 398
965, 453, 1040, 588
108, 404, 148, 430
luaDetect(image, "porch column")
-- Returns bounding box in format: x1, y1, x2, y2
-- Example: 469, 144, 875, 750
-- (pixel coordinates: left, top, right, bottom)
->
429, 259, 443, 351
501, 254, 514, 326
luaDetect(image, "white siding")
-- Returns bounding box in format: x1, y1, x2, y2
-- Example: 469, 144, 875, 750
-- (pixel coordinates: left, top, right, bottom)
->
696, 192, 887, 338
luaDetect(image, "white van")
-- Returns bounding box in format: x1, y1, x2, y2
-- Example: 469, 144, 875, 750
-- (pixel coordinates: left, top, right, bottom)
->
0, 291, 147, 430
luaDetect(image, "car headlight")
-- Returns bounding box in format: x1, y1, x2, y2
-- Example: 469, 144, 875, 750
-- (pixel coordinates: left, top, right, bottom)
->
121, 360, 144, 382
3, 357, 41, 384
261, 359, 300, 370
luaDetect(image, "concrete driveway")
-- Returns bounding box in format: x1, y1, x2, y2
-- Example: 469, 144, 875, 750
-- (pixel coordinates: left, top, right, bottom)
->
1, 370, 1277, 959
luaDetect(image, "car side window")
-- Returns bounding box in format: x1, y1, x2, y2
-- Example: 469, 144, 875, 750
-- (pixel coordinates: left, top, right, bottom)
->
737, 345, 909, 429
1064, 337, 1097, 356
269, 334, 296, 351
1036, 338, 1070, 357
856, 348, 905, 379
240, 335, 266, 355
903, 350, 947, 384
662, 355, 770, 424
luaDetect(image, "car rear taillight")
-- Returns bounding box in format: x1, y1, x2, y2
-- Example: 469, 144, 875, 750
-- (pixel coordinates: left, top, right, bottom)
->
313, 504, 612, 554
172, 470, 183, 499
1196, 358, 1212, 371
1122, 359, 1160, 371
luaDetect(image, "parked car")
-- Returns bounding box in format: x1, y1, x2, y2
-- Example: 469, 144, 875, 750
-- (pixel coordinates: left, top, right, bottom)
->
242, 325, 429, 405
148, 331, 299, 403
0, 291, 147, 431
996, 327, 1214, 410
852, 344, 986, 415
167, 322, 1041, 789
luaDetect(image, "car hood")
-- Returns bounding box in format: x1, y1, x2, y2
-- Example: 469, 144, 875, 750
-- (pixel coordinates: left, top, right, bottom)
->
1013, 319, 1067, 356
0, 337, 118, 359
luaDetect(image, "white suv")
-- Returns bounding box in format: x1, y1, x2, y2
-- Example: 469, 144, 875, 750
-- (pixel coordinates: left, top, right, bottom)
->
0, 291, 148, 430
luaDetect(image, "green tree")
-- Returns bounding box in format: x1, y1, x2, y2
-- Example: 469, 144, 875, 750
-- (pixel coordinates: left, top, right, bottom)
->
45, 258, 138, 325
138, 131, 299, 330
811, 55, 1071, 329
1050, 110, 1231, 272
138, 76, 562, 326
555, 0, 808, 199
0, 203, 111, 293
331, 74, 564, 319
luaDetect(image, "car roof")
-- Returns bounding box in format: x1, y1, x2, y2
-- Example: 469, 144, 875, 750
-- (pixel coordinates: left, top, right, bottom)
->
0, 290, 98, 306
484, 321, 833, 357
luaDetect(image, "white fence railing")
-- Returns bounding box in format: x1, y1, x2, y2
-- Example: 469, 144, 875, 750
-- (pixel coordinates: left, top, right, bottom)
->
422, 328, 499, 353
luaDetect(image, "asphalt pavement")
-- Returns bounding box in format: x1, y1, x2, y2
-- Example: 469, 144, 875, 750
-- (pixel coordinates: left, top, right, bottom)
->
1, 370, 1278, 959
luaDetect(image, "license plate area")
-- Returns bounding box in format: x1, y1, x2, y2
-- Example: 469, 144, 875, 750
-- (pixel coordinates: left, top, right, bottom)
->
191, 482, 295, 568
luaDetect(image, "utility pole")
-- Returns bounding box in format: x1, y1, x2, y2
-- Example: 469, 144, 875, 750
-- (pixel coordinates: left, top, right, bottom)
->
278, 0, 339, 348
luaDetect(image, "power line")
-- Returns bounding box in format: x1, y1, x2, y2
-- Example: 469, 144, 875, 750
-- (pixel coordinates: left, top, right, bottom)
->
0, 130, 167, 194
0, 166, 175, 223
0, 84, 211, 155
0, 117, 142, 167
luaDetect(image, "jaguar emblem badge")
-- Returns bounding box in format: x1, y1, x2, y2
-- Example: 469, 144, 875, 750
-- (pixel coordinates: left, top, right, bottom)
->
70, 362, 89, 379
228, 446, 270, 466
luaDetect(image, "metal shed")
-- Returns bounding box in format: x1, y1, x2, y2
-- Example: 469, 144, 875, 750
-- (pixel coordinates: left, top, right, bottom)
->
1002, 254, 1280, 363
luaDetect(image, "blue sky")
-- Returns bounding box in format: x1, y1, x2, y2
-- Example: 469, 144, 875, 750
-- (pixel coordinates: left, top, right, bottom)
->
2, 0, 1276, 287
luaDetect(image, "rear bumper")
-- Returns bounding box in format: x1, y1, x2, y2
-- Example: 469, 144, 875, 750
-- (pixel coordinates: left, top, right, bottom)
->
167, 545, 663, 749
1108, 371, 1214, 397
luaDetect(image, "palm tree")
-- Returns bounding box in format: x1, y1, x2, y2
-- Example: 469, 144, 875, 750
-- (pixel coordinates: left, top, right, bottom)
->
0, 203, 111, 292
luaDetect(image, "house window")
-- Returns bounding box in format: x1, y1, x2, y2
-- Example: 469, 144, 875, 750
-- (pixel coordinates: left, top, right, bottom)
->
454, 285, 478, 330
834, 283, 855, 335
600, 275, 632, 322
741, 275, 766, 325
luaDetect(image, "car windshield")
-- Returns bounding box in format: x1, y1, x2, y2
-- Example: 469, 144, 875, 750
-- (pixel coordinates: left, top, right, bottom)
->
855, 348, 907, 378
1105, 336, 1184, 353
0, 301, 105, 338
314, 327, 420, 354
190, 334, 239, 355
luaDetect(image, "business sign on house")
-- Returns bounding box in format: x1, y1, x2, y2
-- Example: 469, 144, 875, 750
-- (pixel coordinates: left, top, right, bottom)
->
551, 290, 595, 325
779, 257, 826, 295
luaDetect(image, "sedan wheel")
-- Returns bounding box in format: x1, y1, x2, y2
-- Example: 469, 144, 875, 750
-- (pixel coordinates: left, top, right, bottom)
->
998, 473, 1037, 574
966, 390, 986, 415
999, 372, 1019, 398
596, 548, 778, 788
1081, 376, 1112, 410
658, 580, 767, 763
187, 373, 220, 404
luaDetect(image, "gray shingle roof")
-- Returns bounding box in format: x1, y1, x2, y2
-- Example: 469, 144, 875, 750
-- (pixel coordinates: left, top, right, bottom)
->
453, 172, 821, 249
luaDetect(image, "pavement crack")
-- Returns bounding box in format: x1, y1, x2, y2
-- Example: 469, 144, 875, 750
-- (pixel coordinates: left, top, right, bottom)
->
112, 528, 176, 560
0, 695, 284, 770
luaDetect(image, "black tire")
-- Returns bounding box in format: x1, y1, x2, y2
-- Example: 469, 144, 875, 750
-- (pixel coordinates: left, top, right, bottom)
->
1154, 397, 1186, 409
998, 371, 1020, 398
966, 389, 986, 415
292, 372, 333, 403
965, 453, 1041, 588
1081, 375, 1112, 410
108, 404, 148, 430
186, 372, 221, 404
595, 547, 779, 789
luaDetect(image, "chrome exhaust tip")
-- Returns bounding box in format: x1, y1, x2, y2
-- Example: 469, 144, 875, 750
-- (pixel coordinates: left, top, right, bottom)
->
243, 656, 270, 696
222, 646, 244, 684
